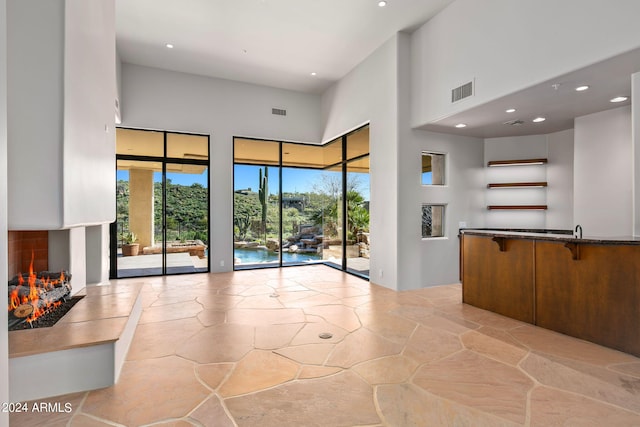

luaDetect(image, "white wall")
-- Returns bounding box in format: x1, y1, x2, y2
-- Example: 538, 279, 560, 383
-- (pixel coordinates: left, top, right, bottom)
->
7, 0, 116, 229
7, 0, 64, 229
321, 35, 400, 289
412, 130, 485, 287
398, 33, 485, 288
411, 0, 640, 127
121, 64, 322, 272
547, 129, 574, 230
63, 0, 116, 227
0, 0, 9, 424
574, 106, 632, 236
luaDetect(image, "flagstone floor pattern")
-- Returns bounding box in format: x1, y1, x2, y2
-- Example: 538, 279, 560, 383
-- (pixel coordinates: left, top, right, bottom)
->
10, 265, 640, 426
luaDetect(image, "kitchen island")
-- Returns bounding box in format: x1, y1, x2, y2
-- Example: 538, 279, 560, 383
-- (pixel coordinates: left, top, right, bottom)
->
460, 229, 640, 356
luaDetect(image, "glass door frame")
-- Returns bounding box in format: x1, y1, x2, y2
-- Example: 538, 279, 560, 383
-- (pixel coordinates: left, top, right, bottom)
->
110, 127, 210, 279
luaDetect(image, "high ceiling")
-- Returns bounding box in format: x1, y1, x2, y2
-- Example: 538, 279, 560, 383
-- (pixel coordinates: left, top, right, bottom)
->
115, 0, 454, 94
116, 1, 639, 139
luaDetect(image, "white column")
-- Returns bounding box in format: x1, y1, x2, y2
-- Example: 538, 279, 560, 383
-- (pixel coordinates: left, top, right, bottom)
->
86, 224, 110, 284
129, 168, 154, 249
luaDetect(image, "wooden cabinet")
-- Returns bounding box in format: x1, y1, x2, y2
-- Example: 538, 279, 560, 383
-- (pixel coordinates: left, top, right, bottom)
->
462, 234, 534, 323
535, 241, 640, 356
461, 232, 640, 357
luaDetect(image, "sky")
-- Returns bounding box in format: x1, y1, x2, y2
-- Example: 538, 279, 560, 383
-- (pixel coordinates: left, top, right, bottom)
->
234, 165, 370, 200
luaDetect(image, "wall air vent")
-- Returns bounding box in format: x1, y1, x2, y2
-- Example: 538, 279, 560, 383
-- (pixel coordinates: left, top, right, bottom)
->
451, 81, 473, 103
272, 108, 287, 116
503, 119, 524, 126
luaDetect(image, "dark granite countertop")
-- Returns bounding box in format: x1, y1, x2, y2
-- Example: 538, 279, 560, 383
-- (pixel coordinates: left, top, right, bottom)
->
459, 228, 640, 245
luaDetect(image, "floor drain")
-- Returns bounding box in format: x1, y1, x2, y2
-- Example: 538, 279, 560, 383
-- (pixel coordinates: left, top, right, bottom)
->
318, 332, 333, 339
269, 293, 280, 298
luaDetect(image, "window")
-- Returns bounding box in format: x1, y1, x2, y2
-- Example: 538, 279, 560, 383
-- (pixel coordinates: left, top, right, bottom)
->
422, 152, 445, 185
232, 125, 370, 279
113, 128, 210, 278
422, 204, 445, 238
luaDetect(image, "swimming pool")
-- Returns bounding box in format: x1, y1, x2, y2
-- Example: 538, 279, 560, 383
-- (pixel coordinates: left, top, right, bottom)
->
234, 248, 322, 265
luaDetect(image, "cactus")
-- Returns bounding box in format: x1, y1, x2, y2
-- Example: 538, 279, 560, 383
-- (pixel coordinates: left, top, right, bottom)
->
258, 167, 269, 242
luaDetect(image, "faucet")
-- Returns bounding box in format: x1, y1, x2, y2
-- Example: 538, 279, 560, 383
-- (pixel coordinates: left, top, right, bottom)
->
575, 224, 582, 239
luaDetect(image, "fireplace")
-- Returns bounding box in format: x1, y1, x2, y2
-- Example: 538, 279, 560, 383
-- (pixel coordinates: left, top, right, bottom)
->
6, 227, 138, 403
7, 261, 75, 330
7, 231, 80, 330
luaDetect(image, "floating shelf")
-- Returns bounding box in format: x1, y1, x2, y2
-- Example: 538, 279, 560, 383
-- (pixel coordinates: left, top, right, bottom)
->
487, 205, 548, 210
487, 158, 548, 167
487, 182, 548, 189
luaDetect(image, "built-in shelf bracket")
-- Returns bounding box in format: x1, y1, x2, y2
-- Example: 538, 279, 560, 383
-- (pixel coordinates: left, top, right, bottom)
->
564, 242, 580, 260
487, 182, 548, 189
492, 236, 507, 252
487, 205, 548, 210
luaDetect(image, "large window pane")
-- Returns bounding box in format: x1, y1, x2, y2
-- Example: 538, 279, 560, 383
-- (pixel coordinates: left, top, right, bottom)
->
116, 128, 164, 157
346, 126, 369, 160
116, 160, 163, 277
233, 164, 280, 267
346, 156, 370, 275
164, 164, 209, 273
234, 138, 280, 166
282, 143, 325, 168
322, 137, 343, 167
167, 133, 208, 160
319, 166, 343, 269
281, 168, 326, 266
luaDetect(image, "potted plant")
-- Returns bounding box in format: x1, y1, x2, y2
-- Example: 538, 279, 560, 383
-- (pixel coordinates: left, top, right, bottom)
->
120, 231, 140, 256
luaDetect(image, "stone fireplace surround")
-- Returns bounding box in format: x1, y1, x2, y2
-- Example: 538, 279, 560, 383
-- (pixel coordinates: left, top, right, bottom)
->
7, 227, 142, 401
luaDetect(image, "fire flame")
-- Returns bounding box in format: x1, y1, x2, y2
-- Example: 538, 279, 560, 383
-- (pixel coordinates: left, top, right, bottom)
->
7, 252, 65, 324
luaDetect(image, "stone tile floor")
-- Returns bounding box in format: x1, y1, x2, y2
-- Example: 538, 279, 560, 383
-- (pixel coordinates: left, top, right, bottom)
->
10, 265, 640, 426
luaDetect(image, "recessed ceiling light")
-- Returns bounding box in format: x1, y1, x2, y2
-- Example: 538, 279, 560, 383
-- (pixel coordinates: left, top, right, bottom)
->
610, 96, 629, 103
505, 108, 516, 113
378, 1, 387, 7
165, 43, 174, 49
455, 123, 467, 128
575, 85, 590, 91
532, 117, 546, 123
310, 72, 317, 76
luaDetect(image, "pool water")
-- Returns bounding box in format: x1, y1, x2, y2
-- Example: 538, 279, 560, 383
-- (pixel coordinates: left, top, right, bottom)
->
234, 248, 322, 265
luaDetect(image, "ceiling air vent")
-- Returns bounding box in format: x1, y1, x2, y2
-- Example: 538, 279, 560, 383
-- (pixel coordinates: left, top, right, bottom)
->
272, 108, 287, 116
451, 81, 473, 103
503, 119, 524, 126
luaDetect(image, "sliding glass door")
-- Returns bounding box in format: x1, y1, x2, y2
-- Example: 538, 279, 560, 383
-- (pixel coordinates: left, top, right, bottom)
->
112, 128, 210, 278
